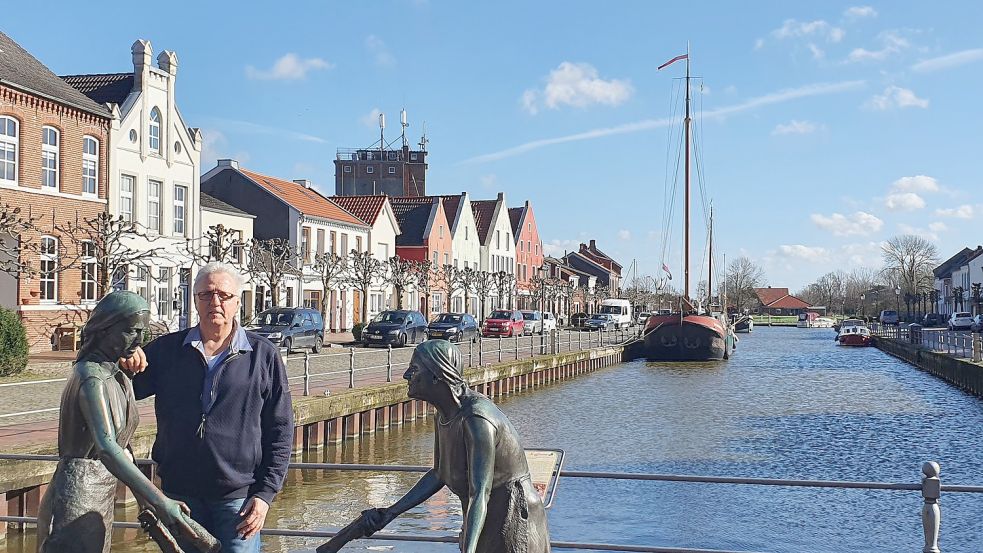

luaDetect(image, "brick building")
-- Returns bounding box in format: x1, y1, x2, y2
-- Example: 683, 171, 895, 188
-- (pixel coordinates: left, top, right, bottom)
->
509, 200, 543, 309
390, 196, 453, 315
0, 31, 112, 351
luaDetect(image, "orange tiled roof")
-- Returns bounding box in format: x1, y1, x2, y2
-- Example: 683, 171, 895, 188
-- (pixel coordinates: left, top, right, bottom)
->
755, 287, 790, 306
331, 195, 389, 226
767, 294, 812, 309
239, 168, 367, 226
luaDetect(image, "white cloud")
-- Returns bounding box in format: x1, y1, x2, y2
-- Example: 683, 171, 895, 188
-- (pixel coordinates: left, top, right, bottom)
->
865, 86, 928, 110
898, 223, 942, 241
360, 108, 383, 128
844, 6, 878, 19
808, 43, 825, 60
464, 80, 864, 163
839, 242, 884, 266
912, 49, 983, 73
928, 221, 948, 233
522, 62, 633, 114
772, 19, 845, 43
245, 53, 332, 80
846, 30, 909, 62
617, 230, 631, 241
754, 38, 765, 50
204, 117, 326, 144
885, 192, 926, 211
777, 245, 829, 261
810, 211, 884, 236
935, 204, 975, 219
366, 35, 396, 67
772, 120, 822, 135
891, 175, 939, 193
479, 174, 498, 190
542, 239, 581, 257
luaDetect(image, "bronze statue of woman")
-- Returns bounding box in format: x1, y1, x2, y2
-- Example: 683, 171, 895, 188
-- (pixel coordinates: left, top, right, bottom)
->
342, 340, 551, 553
36, 291, 208, 552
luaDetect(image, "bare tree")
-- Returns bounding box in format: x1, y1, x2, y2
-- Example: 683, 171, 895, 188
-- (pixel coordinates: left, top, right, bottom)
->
385, 256, 417, 310
437, 264, 462, 313
185, 223, 247, 266
725, 257, 765, 313
310, 252, 347, 322
344, 250, 388, 323
457, 267, 479, 316
494, 271, 516, 311
412, 260, 439, 315
248, 238, 298, 309
56, 212, 164, 299
0, 198, 41, 280
472, 270, 496, 319
882, 235, 938, 297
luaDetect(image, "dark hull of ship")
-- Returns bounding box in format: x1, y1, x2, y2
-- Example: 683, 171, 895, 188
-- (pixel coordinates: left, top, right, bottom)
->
837, 334, 872, 347
733, 316, 753, 333
641, 315, 729, 361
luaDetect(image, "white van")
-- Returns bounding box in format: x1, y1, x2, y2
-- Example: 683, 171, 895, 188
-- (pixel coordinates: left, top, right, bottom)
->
599, 299, 633, 329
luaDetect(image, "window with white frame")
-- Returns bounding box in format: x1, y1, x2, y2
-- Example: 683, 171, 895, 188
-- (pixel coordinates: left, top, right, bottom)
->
388, 166, 396, 174
81, 240, 97, 302
148, 179, 161, 232
173, 185, 186, 235
0, 116, 18, 183
40, 235, 57, 302
344, 165, 352, 173
41, 126, 59, 189
506, 233, 510, 251
120, 175, 134, 222
157, 267, 171, 317
230, 230, 244, 263
433, 251, 438, 265
149, 108, 161, 154
495, 230, 500, 249
132, 265, 149, 302
366, 166, 374, 174
82, 136, 98, 196
370, 293, 383, 313
431, 293, 441, 312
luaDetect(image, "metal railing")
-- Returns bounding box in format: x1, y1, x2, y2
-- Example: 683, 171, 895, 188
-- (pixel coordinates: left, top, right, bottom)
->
0, 454, 967, 552
871, 323, 982, 361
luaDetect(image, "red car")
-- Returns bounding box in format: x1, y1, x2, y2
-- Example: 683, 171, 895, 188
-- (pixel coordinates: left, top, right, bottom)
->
482, 309, 525, 337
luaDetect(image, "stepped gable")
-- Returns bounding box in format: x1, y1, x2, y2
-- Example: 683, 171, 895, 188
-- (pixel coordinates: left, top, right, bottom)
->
331, 195, 388, 225
0, 31, 110, 116
60, 72, 133, 106
239, 168, 366, 226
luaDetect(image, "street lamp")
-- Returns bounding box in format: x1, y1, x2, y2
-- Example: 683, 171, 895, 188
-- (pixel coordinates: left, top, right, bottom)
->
895, 286, 901, 314
860, 293, 866, 319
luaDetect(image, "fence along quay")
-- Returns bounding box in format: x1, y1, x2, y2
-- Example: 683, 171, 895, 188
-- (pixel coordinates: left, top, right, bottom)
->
0, 328, 977, 551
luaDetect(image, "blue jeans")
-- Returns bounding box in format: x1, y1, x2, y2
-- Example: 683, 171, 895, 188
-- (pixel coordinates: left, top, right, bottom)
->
168, 494, 261, 553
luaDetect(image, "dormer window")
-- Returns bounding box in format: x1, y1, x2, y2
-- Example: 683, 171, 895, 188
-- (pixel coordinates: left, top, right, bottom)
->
149, 108, 161, 154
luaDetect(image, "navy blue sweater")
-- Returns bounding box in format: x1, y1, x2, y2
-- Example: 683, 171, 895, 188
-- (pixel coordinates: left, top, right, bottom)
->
134, 329, 293, 504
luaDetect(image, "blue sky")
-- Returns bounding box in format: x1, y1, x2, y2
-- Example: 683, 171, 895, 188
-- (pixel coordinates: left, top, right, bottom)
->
6, 1, 982, 292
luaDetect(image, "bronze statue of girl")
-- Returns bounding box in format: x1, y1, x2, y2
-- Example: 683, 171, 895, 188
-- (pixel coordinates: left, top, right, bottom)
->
36, 291, 212, 552
327, 339, 551, 553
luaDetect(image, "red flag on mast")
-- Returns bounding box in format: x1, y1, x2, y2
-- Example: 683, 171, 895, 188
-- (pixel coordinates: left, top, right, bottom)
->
662, 263, 672, 281
658, 54, 688, 71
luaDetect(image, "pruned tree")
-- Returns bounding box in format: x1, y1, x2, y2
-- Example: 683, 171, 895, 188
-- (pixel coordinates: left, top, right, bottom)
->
385, 256, 418, 310
56, 212, 165, 299
412, 260, 439, 316
438, 264, 463, 313
472, 270, 496, 319
882, 235, 938, 297
457, 267, 479, 316
494, 271, 516, 311
185, 223, 247, 267
310, 252, 347, 322
344, 250, 388, 322
725, 257, 765, 313
248, 238, 298, 309
0, 198, 41, 280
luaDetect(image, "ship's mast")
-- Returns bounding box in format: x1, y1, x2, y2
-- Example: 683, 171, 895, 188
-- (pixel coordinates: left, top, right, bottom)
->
683, 44, 691, 301
708, 204, 713, 311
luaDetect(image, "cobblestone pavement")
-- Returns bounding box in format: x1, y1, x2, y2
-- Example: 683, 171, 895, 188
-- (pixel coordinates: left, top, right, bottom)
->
0, 329, 635, 448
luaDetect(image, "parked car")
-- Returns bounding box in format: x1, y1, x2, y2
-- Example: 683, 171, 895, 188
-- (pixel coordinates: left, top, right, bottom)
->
599, 298, 632, 329
636, 311, 652, 325
971, 315, 983, 333
482, 309, 525, 338
427, 313, 478, 343
922, 313, 944, 327
541, 311, 558, 333
362, 310, 429, 347
248, 307, 325, 353
879, 310, 899, 326
948, 311, 974, 331
569, 312, 589, 329
655, 309, 672, 316
520, 310, 543, 335
584, 313, 616, 331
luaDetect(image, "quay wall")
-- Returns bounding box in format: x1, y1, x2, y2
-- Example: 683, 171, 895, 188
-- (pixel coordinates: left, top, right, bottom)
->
875, 337, 983, 397
0, 344, 626, 538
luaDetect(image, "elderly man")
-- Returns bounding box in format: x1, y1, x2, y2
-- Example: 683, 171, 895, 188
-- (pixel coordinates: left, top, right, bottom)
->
124, 262, 293, 552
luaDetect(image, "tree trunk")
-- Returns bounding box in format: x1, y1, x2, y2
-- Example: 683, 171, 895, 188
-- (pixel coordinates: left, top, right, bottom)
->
271, 284, 280, 307
446, 291, 453, 313
361, 286, 370, 323
395, 286, 404, 309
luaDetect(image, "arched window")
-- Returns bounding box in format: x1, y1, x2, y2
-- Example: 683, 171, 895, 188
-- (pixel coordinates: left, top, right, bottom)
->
41, 126, 59, 189
0, 116, 17, 183
82, 136, 98, 196
149, 108, 161, 153
40, 235, 58, 302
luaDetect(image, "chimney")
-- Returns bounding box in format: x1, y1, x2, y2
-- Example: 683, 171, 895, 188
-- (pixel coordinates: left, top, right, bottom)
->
497, 192, 504, 201
217, 159, 239, 170
589, 239, 597, 250
293, 179, 312, 189
157, 50, 178, 76
131, 39, 152, 90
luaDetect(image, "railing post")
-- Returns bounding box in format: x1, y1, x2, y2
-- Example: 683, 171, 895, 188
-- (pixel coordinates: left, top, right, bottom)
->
921, 461, 941, 553
515, 334, 520, 360
303, 352, 311, 397
386, 344, 393, 383
974, 334, 982, 363
479, 336, 484, 365
469, 338, 474, 368
498, 337, 503, 363
578, 328, 583, 350
349, 347, 356, 389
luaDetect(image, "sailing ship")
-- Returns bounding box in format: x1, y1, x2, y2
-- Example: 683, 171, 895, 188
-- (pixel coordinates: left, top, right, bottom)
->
640, 49, 736, 361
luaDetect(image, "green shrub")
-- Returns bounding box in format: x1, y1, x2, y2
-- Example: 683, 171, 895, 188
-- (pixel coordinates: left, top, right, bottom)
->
0, 307, 28, 377
352, 322, 366, 341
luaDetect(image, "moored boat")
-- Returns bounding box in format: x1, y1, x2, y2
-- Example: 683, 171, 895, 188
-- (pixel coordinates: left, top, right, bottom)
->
837, 324, 873, 347
733, 314, 753, 333
643, 313, 733, 361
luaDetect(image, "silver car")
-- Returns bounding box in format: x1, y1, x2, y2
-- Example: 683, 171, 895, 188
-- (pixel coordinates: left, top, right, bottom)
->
948, 312, 974, 331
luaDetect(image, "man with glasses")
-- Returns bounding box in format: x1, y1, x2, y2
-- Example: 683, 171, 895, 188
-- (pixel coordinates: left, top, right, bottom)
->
122, 261, 293, 552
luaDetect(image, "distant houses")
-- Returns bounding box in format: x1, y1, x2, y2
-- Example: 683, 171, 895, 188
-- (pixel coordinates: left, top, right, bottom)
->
752, 287, 812, 316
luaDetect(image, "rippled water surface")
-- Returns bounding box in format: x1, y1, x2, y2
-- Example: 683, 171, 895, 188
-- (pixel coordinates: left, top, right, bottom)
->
7, 326, 983, 552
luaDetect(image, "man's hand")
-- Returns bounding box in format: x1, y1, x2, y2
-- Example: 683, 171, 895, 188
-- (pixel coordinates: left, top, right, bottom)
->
236, 497, 269, 539
119, 346, 148, 375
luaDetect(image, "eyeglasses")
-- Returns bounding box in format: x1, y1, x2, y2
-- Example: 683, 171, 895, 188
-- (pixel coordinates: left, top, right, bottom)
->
195, 290, 238, 303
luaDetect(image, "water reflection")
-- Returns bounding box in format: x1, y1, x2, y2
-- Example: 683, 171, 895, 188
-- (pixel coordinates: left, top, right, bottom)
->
6, 327, 983, 552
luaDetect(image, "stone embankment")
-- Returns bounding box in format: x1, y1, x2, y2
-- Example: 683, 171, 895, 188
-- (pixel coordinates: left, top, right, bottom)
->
875, 337, 983, 397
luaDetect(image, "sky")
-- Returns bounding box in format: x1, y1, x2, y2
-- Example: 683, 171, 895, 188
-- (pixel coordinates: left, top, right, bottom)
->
5, 1, 982, 292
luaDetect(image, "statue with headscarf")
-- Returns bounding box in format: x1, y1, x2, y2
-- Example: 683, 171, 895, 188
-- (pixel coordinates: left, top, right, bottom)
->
319, 340, 551, 553
36, 291, 216, 553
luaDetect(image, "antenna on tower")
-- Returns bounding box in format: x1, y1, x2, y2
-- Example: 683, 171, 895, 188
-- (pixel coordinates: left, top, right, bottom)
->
418, 121, 429, 153
400, 108, 409, 148
378, 112, 386, 158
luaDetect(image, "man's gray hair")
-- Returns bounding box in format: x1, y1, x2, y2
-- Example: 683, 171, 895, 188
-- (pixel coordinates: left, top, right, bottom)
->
194, 261, 246, 295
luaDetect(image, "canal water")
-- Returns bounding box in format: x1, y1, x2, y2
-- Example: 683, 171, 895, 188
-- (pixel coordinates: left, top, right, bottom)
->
6, 326, 983, 552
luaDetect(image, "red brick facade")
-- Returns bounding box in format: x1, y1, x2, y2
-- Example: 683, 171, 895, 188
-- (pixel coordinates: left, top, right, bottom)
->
0, 84, 111, 351
511, 201, 543, 307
